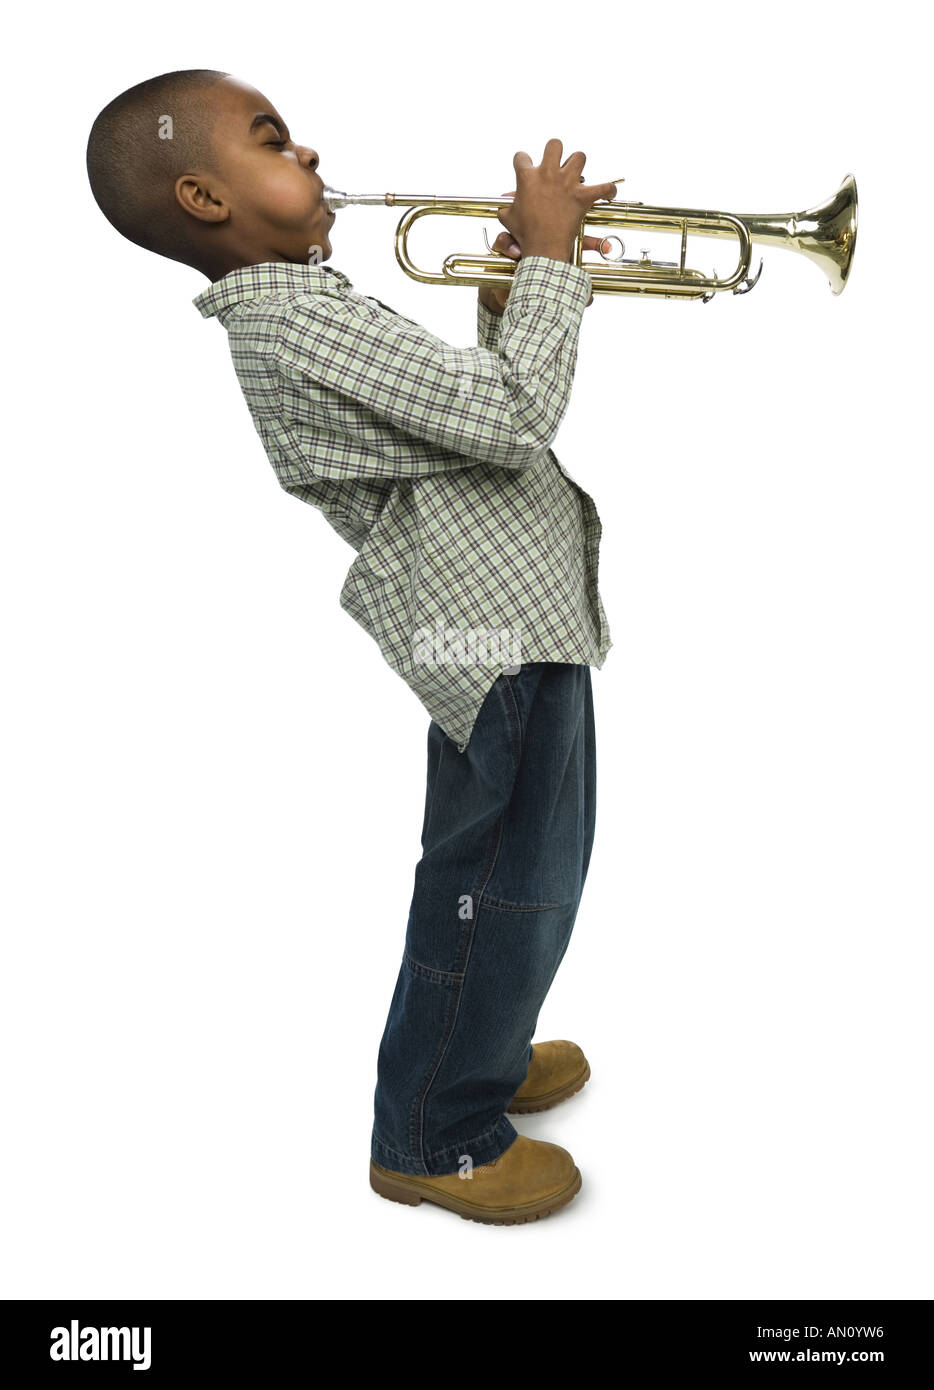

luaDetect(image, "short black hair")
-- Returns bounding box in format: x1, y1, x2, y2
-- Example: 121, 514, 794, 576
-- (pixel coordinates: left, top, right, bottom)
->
86, 69, 230, 268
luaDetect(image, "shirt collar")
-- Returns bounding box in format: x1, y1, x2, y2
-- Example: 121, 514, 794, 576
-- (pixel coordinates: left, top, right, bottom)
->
193, 261, 354, 325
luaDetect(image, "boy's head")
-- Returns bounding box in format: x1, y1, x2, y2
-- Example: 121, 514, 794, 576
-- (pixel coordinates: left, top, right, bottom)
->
86, 70, 335, 281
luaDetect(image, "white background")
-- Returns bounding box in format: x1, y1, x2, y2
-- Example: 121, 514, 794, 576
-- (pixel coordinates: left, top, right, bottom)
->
2, 1, 931, 1301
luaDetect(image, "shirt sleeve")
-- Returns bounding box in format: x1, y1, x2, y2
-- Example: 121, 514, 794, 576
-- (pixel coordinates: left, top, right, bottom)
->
273, 256, 592, 478
476, 297, 503, 352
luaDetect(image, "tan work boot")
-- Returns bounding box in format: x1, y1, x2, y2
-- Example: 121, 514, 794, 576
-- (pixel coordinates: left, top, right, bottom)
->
507, 1040, 591, 1114
369, 1134, 581, 1225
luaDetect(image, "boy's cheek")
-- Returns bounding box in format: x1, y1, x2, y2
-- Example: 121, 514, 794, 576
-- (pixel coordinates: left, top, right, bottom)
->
262, 170, 319, 224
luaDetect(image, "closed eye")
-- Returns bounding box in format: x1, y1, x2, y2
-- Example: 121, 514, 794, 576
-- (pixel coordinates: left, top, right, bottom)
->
265, 139, 287, 148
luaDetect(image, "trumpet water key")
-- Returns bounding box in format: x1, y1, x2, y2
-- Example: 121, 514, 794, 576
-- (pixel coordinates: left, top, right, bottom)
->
322, 175, 858, 301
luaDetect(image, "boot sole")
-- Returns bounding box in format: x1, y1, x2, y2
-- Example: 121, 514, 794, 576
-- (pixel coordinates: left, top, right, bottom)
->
506, 1061, 591, 1115
369, 1160, 582, 1225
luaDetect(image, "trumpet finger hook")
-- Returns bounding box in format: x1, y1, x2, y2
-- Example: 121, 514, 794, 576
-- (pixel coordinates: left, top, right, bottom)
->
597, 234, 626, 262
483, 227, 512, 254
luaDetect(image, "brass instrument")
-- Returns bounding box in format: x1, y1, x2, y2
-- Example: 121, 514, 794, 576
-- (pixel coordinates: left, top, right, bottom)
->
322, 174, 858, 300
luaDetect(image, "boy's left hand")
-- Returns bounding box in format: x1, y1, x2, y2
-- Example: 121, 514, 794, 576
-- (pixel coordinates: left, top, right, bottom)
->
478, 228, 613, 316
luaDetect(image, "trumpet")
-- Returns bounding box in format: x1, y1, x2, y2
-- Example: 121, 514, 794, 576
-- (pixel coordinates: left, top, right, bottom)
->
322, 174, 858, 301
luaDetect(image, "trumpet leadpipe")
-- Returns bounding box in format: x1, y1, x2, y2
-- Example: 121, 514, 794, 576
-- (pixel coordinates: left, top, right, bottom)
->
323, 188, 517, 211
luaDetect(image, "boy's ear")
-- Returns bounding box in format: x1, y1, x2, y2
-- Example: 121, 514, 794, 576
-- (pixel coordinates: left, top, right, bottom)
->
175, 174, 229, 224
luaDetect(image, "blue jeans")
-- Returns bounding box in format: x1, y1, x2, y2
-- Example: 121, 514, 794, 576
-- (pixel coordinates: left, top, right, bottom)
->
371, 661, 597, 1176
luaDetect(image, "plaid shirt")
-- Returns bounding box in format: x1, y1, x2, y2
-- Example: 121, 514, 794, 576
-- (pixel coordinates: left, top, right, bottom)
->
193, 256, 611, 750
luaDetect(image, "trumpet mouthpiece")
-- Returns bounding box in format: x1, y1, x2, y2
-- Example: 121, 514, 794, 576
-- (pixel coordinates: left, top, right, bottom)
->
322, 186, 390, 211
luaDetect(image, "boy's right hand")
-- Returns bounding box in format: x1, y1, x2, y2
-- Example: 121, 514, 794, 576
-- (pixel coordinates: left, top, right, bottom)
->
497, 139, 618, 265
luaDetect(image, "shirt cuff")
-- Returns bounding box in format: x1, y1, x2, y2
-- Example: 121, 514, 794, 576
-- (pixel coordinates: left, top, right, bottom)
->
503, 255, 592, 323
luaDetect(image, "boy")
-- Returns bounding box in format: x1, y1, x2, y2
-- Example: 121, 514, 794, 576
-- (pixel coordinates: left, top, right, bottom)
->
87, 69, 617, 1225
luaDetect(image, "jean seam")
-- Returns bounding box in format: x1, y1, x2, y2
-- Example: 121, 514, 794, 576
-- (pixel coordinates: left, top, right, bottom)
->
408, 816, 503, 1168
374, 1113, 515, 1172
478, 894, 564, 912
402, 949, 464, 985
416, 1115, 516, 1171
420, 723, 446, 847
496, 671, 523, 773
409, 675, 526, 1170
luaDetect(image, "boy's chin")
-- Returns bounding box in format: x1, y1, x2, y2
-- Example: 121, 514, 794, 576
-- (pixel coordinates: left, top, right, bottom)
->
305, 236, 332, 265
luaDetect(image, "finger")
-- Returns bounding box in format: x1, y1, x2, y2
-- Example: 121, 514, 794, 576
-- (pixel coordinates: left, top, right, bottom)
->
577, 180, 618, 204
562, 149, 586, 176
513, 151, 532, 174
492, 230, 521, 258
541, 137, 563, 166
581, 234, 613, 254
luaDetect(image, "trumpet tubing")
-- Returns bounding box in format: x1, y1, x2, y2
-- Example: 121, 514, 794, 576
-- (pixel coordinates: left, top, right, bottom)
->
322, 175, 858, 301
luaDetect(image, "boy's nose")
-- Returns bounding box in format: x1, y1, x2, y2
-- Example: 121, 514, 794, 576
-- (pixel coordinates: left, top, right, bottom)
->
297, 146, 318, 171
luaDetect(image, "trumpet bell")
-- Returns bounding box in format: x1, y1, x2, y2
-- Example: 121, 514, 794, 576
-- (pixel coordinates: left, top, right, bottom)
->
744, 174, 858, 295
801, 173, 858, 295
